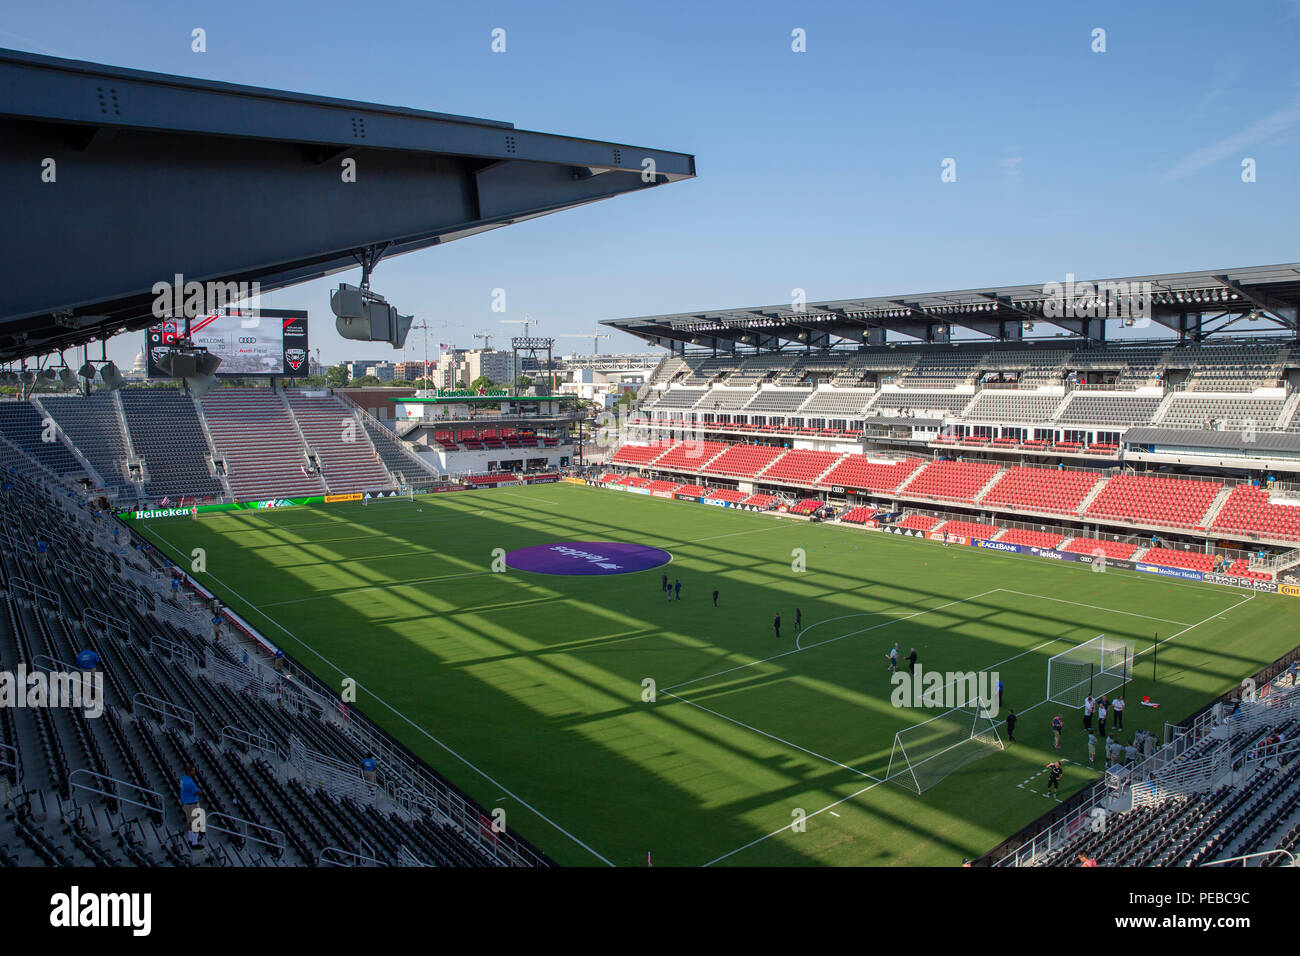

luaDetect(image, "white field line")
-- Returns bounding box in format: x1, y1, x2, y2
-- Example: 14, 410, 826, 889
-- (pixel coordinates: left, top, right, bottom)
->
996, 589, 1195, 627
141, 524, 616, 867
662, 590, 1000, 694
699, 589, 1252, 866
659, 690, 881, 782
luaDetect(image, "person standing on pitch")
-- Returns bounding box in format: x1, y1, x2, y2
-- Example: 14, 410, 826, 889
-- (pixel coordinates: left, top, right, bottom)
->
1005, 709, 1017, 743
674, 579, 682, 601
773, 613, 781, 640
907, 647, 918, 675
662, 573, 668, 594
1051, 714, 1064, 749
1046, 760, 1063, 800
1083, 695, 1095, 732
795, 608, 802, 635
712, 588, 719, 608
1113, 695, 1125, 731
1097, 698, 1108, 738
887, 643, 899, 673
1087, 731, 1097, 767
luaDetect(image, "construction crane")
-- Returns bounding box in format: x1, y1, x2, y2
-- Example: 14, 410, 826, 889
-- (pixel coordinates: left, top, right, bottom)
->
472, 331, 496, 350
500, 315, 537, 339
559, 332, 612, 354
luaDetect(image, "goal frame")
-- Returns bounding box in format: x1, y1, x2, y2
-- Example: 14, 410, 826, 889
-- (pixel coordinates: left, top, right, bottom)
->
886, 702, 1005, 795
1046, 634, 1133, 709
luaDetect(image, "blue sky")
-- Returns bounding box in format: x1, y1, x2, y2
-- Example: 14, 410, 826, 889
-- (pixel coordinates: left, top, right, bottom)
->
7, 0, 1300, 366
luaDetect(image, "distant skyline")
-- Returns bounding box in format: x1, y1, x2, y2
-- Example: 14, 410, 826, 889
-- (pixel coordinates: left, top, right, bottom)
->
7, 0, 1300, 370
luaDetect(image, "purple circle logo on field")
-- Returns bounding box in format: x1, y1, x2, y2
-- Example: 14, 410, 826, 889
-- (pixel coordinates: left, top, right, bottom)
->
505, 541, 672, 576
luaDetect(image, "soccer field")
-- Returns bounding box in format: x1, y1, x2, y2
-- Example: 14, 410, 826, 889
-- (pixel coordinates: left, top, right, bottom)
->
131, 482, 1292, 866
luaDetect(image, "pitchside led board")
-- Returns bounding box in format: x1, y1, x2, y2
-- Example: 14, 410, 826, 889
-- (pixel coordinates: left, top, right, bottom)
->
146, 310, 309, 378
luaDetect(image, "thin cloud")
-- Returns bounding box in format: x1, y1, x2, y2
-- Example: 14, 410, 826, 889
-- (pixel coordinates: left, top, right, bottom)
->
1163, 94, 1300, 181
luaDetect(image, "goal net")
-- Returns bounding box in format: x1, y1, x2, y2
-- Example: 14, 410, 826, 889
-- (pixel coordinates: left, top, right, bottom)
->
886, 703, 1004, 795
1046, 634, 1133, 709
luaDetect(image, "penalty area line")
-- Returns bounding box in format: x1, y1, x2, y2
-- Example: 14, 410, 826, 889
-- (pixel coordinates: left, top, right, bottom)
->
660, 690, 881, 783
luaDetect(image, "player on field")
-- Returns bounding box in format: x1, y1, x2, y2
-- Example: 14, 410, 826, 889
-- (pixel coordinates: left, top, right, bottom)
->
1046, 760, 1063, 799
712, 588, 719, 608
795, 608, 802, 634
1051, 714, 1064, 749
1083, 695, 1095, 732
887, 643, 899, 673
907, 647, 918, 675
674, 579, 682, 601
773, 613, 781, 640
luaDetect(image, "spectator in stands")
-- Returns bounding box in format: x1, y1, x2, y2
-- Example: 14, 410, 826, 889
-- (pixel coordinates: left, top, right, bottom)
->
1112, 695, 1125, 730
362, 755, 378, 794
179, 766, 203, 850
1051, 714, 1063, 749
1077, 852, 1098, 867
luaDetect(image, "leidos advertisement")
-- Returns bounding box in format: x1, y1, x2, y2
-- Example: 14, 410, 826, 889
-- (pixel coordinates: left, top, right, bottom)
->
146, 310, 309, 377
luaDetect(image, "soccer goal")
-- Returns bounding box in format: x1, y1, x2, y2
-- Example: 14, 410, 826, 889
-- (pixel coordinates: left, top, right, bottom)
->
886, 703, 1005, 795
1046, 634, 1134, 709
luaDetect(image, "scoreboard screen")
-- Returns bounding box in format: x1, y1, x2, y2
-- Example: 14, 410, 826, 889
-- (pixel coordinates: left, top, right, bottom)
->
146, 310, 309, 377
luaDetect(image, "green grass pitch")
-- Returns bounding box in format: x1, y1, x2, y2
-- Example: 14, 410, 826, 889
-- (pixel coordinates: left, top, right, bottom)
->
132, 482, 1294, 866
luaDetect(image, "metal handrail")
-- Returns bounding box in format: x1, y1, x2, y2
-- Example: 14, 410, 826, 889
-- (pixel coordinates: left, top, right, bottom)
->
69, 768, 164, 816
132, 692, 196, 734
317, 845, 388, 867
204, 811, 286, 853
1203, 848, 1296, 867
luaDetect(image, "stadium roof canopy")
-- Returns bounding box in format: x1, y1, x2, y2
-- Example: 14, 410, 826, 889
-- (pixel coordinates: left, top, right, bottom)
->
1124, 427, 1300, 454
602, 263, 1300, 354
0, 48, 695, 362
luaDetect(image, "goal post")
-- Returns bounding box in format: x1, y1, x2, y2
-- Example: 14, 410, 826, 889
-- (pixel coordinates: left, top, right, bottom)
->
1046, 634, 1134, 709
886, 703, 1005, 795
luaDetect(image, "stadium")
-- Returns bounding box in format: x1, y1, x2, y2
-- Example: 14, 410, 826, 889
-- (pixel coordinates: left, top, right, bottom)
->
1, 8, 1299, 912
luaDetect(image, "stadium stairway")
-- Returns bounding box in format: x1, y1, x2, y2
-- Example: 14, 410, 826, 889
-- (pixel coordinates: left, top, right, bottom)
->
284, 391, 392, 494
200, 389, 327, 500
